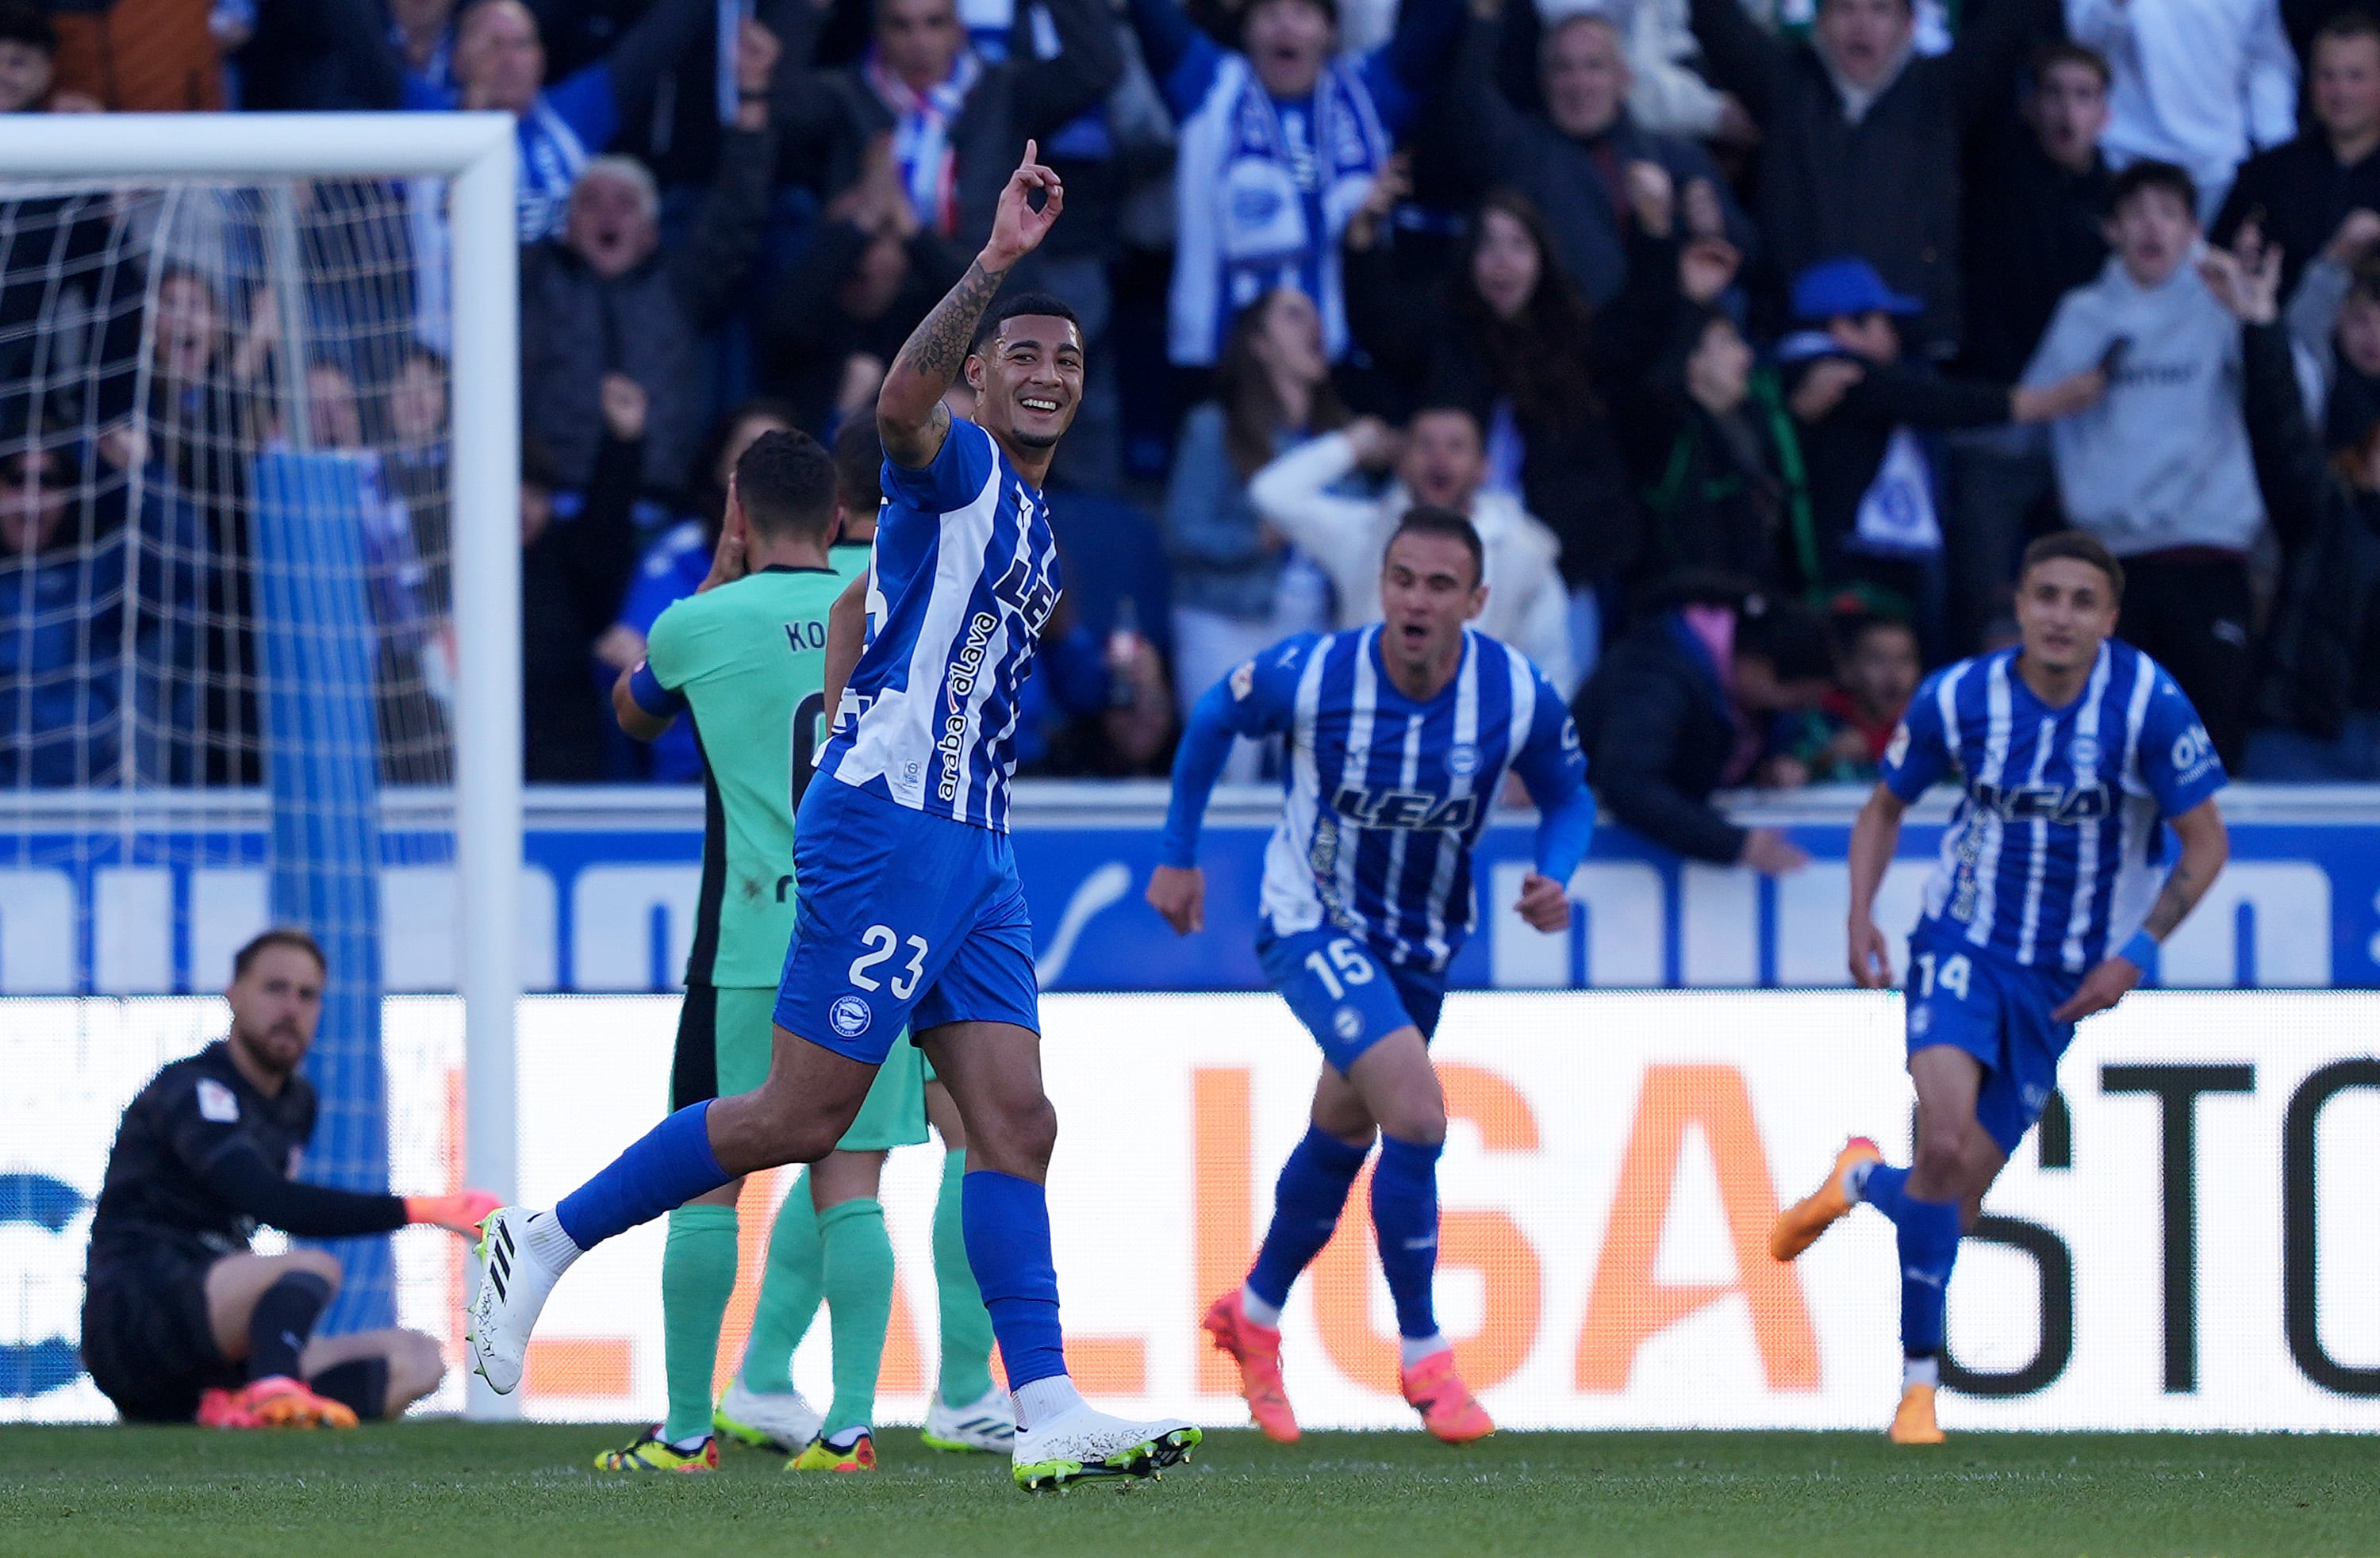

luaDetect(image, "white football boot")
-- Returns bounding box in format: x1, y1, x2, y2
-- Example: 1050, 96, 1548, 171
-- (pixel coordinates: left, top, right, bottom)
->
713, 1378, 824, 1455
464, 1207, 567, 1395
920, 1385, 1015, 1453
1010, 1402, 1201, 1492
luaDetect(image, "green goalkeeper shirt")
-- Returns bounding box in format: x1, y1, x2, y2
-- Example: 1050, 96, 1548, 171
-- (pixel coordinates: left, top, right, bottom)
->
641, 552, 868, 987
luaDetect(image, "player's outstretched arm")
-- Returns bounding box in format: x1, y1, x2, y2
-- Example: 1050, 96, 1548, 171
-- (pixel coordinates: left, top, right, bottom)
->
1149, 677, 1253, 934
1847, 783, 1907, 988
2052, 796, 2229, 1023
876, 141, 1064, 470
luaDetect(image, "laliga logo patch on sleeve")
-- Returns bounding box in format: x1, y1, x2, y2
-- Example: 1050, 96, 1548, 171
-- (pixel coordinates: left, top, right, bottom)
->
1230, 661, 1256, 700
197, 1078, 240, 1124
1886, 723, 1910, 768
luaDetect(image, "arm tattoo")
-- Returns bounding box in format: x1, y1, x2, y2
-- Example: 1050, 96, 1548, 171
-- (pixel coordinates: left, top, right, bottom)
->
2142, 863, 2202, 940
893, 259, 1009, 396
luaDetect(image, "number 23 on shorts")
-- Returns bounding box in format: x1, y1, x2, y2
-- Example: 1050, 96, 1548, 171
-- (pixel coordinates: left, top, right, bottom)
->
850, 924, 930, 1000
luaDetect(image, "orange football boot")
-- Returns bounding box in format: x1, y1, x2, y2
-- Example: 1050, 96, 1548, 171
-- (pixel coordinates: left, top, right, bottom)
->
1890, 1383, 1946, 1445
233, 1376, 359, 1429
1203, 1289, 1298, 1443
1770, 1136, 1884, 1262
1400, 1351, 1492, 1445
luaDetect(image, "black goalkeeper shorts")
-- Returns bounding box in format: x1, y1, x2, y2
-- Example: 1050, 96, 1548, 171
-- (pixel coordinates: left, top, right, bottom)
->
81, 1239, 241, 1422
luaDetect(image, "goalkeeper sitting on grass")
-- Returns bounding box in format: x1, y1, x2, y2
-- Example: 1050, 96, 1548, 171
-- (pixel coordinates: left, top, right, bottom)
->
80, 929, 496, 1429
601, 426, 1005, 1474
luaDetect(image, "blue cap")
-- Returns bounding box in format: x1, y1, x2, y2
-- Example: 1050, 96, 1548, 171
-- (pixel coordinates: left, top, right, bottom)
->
1791, 257, 1924, 322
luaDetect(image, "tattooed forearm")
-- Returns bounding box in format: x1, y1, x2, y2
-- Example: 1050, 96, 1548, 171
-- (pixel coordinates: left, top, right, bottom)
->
893, 260, 1007, 397
877, 258, 1009, 466
2141, 865, 2201, 940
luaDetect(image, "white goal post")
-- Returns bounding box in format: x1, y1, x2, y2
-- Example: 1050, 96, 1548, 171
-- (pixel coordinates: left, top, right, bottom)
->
0, 113, 522, 1415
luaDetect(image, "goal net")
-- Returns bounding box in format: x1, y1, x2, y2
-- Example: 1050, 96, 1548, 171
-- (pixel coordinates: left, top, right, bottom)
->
0, 117, 521, 1420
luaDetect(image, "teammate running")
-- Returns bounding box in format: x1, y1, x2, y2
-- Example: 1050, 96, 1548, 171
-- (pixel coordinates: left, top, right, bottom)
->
1147, 507, 1596, 1445
465, 143, 1200, 1492
593, 428, 934, 1474
1769, 531, 2230, 1444
82, 930, 494, 1429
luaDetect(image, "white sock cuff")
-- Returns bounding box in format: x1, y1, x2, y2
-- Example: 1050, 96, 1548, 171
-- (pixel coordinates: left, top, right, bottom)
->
524, 1210, 583, 1272
1238, 1284, 1283, 1329
1012, 1375, 1084, 1433
1399, 1333, 1451, 1369
1903, 1354, 1940, 1389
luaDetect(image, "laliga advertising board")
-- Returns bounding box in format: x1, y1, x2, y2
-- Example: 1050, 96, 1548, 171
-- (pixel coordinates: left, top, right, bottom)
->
3, 992, 2376, 1429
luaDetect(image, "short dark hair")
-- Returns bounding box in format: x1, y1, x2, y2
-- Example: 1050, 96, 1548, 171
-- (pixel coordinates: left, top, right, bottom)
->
2032, 40, 2109, 90
2315, 9, 2380, 54
1409, 402, 1484, 440
1242, 0, 1338, 37
970, 290, 1081, 354
0, 2, 56, 54
2108, 159, 2198, 221
232, 928, 326, 982
734, 428, 837, 542
832, 417, 883, 513
2020, 528, 2125, 603
1842, 612, 1919, 658
1735, 595, 1835, 683
1386, 504, 1485, 586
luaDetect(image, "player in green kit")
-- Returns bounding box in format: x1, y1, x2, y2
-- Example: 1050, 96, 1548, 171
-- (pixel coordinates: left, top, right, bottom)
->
597, 428, 933, 1474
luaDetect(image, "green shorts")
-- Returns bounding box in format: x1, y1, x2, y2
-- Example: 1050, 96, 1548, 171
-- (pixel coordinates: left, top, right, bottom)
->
670, 983, 927, 1151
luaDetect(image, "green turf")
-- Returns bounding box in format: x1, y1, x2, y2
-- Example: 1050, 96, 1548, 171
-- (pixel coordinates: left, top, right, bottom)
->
2, 1422, 2374, 1557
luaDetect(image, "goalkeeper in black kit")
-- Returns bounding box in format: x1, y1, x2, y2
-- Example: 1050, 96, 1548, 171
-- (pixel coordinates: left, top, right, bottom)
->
80, 929, 497, 1427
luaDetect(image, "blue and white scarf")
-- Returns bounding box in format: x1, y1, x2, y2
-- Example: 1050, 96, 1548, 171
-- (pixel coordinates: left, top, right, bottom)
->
866, 48, 985, 239
1169, 52, 1388, 366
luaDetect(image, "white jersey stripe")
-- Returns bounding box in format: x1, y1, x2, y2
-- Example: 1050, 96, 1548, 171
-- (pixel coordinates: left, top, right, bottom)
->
1965, 656, 2014, 950
1333, 631, 1380, 931
2015, 714, 2056, 964
2059, 645, 2116, 971
1258, 635, 1333, 935
1418, 642, 1488, 966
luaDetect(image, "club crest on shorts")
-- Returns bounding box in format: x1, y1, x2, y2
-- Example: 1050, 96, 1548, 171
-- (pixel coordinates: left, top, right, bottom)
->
830, 995, 872, 1038
1333, 1005, 1364, 1042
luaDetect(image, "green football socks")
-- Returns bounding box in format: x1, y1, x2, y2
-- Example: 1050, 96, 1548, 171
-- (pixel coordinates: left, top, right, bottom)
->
739, 1168, 825, 1396
818, 1198, 896, 1434
660, 1203, 739, 1445
933, 1147, 996, 1405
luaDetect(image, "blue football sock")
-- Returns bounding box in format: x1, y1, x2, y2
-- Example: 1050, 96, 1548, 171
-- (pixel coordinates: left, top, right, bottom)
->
1369, 1134, 1444, 1340
555, 1101, 730, 1250
1857, 1163, 1963, 1357
1246, 1126, 1370, 1310
960, 1169, 1067, 1390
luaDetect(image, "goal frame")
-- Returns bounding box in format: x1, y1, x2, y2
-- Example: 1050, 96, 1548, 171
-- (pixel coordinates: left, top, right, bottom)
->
0, 113, 524, 1415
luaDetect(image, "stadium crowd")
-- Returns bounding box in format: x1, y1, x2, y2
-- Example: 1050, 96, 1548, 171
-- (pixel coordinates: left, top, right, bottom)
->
6, 0, 2380, 828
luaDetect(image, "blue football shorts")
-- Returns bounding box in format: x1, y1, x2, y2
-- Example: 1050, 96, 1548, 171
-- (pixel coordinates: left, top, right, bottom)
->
774, 781, 1039, 1065
1257, 925, 1446, 1073
1904, 919, 2082, 1157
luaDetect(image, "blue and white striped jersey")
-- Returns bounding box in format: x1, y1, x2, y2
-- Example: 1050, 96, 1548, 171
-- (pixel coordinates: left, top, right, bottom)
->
1881, 640, 2226, 973
820, 419, 1061, 831
1213, 627, 1587, 972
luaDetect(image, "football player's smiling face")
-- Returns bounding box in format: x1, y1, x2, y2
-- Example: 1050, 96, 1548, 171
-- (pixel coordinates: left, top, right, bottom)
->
969, 315, 1083, 452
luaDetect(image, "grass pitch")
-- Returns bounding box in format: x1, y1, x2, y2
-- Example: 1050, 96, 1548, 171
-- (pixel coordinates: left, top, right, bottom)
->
2, 1422, 2374, 1557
